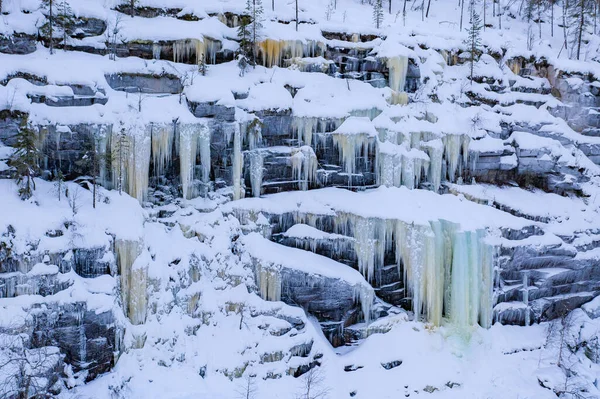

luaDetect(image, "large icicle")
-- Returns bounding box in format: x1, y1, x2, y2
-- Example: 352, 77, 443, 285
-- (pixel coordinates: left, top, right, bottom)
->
151, 123, 174, 178
115, 239, 147, 326
324, 214, 494, 328
179, 122, 211, 199
111, 122, 151, 202
232, 124, 244, 200
387, 56, 409, 93
248, 150, 264, 198
291, 146, 318, 191
255, 264, 281, 301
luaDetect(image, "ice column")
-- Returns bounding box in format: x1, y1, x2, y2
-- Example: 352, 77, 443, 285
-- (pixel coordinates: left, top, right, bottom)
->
387, 56, 409, 93
248, 150, 264, 198
115, 239, 147, 326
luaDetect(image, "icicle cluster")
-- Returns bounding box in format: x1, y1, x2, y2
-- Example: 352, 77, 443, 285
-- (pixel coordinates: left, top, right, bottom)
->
291, 146, 318, 191
110, 122, 151, 202
179, 122, 211, 200
258, 39, 326, 68
271, 212, 494, 328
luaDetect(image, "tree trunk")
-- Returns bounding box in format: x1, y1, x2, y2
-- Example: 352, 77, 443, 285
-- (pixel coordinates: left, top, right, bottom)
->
272, 0, 274, 11
93, 178, 96, 208
49, 0, 53, 54
577, 0, 584, 59
460, 0, 465, 30
551, 0, 554, 36
296, 0, 298, 31
562, 0, 569, 56
498, 0, 502, 28
483, 0, 486, 29
131, 0, 135, 17
390, 0, 392, 14
426, 0, 432, 17
403, 0, 408, 25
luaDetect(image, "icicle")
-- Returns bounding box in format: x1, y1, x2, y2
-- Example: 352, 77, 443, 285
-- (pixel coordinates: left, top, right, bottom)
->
179, 122, 211, 199
152, 43, 161, 60
443, 134, 462, 183
111, 123, 151, 202
151, 123, 174, 178
387, 56, 409, 93
248, 150, 264, 198
325, 213, 494, 328
255, 264, 281, 301
232, 124, 244, 200
115, 239, 146, 326
354, 284, 375, 325
522, 272, 530, 327
173, 38, 207, 66
424, 139, 443, 192
331, 133, 375, 185
179, 124, 197, 200
291, 146, 318, 191
292, 116, 317, 147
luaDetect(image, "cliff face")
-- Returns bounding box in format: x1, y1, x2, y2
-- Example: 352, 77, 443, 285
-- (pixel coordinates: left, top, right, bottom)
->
1, 0, 600, 398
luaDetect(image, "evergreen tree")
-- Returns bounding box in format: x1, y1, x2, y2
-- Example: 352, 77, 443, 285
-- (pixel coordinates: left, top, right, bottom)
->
41, 0, 56, 54
198, 53, 207, 75
75, 135, 104, 208
53, 168, 65, 201
112, 127, 130, 195
373, 0, 384, 28
465, 0, 483, 82
237, 14, 252, 61
56, 0, 74, 51
243, 0, 264, 67
9, 119, 40, 200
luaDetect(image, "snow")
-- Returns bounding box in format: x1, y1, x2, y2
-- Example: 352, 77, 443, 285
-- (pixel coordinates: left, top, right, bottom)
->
2, 0, 600, 397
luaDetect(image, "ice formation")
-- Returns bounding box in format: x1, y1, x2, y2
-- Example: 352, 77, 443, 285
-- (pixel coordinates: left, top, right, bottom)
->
151, 123, 174, 179
291, 146, 318, 191
115, 239, 147, 325
255, 263, 282, 302
376, 142, 430, 190
232, 124, 244, 200
285, 212, 494, 328
387, 56, 409, 93
258, 39, 325, 68
248, 150, 264, 198
523, 272, 530, 326
442, 134, 470, 183
110, 123, 151, 202
172, 38, 219, 65
179, 122, 211, 200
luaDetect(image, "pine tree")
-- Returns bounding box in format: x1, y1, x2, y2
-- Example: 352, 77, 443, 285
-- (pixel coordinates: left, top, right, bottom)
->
198, 53, 207, 75
244, 0, 264, 67
53, 168, 65, 201
238, 14, 252, 61
75, 135, 104, 208
56, 0, 74, 51
465, 0, 483, 82
41, 0, 56, 54
112, 128, 130, 195
9, 119, 40, 200
373, 0, 384, 28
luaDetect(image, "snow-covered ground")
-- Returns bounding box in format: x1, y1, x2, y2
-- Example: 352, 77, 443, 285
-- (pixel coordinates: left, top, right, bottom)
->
2, 0, 600, 398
